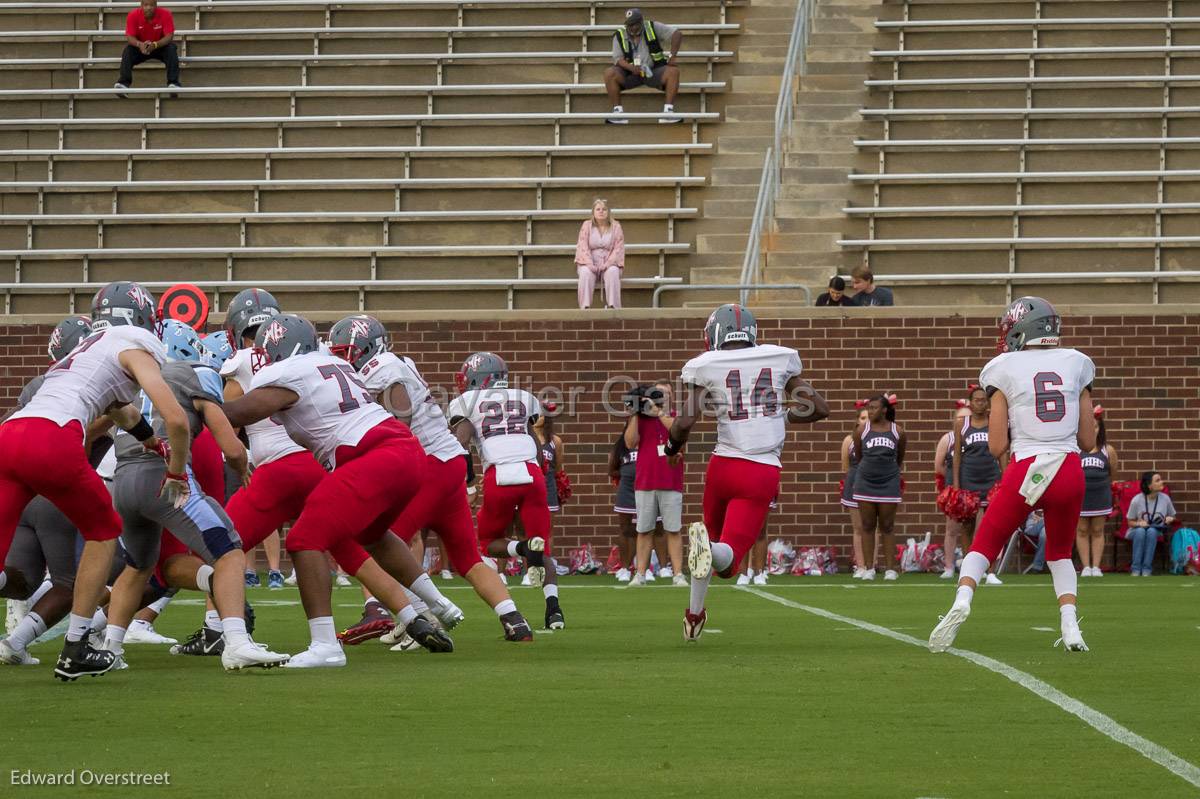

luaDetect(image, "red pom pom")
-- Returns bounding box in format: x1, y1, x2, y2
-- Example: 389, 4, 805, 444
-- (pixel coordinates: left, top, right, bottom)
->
556, 469, 573, 501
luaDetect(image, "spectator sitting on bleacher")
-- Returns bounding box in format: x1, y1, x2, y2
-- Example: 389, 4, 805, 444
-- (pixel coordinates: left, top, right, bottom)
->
575, 198, 625, 309
815, 276, 854, 307
1126, 471, 1176, 577
605, 8, 683, 125
850, 267, 895, 307
115, 0, 180, 98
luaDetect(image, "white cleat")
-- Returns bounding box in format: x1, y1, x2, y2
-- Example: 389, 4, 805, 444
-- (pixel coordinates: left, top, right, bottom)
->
939, 569, 956, 580
658, 566, 674, 579
283, 641, 346, 669
525, 536, 546, 588
672, 573, 689, 587
687, 522, 713, 580
626, 572, 646, 588
439, 569, 453, 581
928, 601, 971, 653
884, 569, 899, 581
334, 574, 352, 588
852, 566, 865, 580
379, 626, 404, 645
1056, 616, 1089, 652
222, 639, 290, 671
984, 573, 1003, 586
644, 568, 656, 582
861, 568, 876, 581
5, 598, 30, 635
124, 621, 178, 645
0, 639, 38, 665
753, 571, 768, 586
389, 633, 424, 652
615, 567, 631, 583
430, 597, 465, 630
283, 570, 298, 586
520, 571, 532, 587
683, 608, 707, 642
736, 572, 751, 586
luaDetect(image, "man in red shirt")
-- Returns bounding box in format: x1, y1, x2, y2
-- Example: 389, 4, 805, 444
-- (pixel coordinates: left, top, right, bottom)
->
624, 380, 687, 587
116, 0, 180, 96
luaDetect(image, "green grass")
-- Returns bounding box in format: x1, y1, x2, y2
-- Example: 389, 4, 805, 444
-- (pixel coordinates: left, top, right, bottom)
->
3, 574, 1199, 798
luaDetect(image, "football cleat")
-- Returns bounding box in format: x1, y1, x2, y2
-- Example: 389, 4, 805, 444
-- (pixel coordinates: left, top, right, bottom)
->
439, 569, 453, 581
267, 570, 285, 590
928, 601, 971, 653
687, 522, 713, 580
500, 611, 533, 641
736, 572, 751, 586
283, 641, 346, 669
170, 627, 225, 656
1055, 616, 1089, 652
388, 633, 424, 653
245, 570, 261, 588
752, 572, 768, 586
884, 570, 899, 582
545, 606, 565, 631
405, 617, 454, 653
244, 601, 257, 636
337, 602, 395, 645
984, 573, 1003, 586
525, 537, 546, 588
0, 639, 38, 666
284, 570, 298, 586
5, 597, 29, 635
124, 621, 178, 645
222, 639, 290, 671
430, 597, 464, 630
54, 639, 117, 681
683, 608, 707, 642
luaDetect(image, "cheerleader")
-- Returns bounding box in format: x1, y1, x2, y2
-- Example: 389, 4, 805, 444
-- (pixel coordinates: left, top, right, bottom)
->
1077, 406, 1116, 577
852, 394, 906, 581
841, 405, 870, 578
952, 384, 1005, 586
935, 402, 971, 579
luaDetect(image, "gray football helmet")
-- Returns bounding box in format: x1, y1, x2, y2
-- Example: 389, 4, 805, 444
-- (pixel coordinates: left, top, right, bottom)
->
704, 303, 757, 350
999, 296, 1061, 352
225, 288, 281, 349
90, 281, 158, 333
456, 352, 509, 392
47, 315, 92, 364
253, 313, 319, 366
329, 315, 389, 372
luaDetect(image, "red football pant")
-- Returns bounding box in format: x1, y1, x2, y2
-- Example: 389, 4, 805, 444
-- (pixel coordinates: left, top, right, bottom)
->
969, 453, 1084, 564
286, 421, 424, 575
476, 463, 552, 551
0, 419, 122, 564
225, 451, 326, 552
702, 455, 781, 571
388, 454, 482, 576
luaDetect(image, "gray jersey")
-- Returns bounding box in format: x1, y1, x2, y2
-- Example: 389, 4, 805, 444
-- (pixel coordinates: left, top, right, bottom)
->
16, 375, 45, 410
113, 361, 221, 466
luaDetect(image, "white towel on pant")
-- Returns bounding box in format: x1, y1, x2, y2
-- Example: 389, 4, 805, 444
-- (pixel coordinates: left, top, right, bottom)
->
495, 461, 534, 486
1018, 452, 1068, 506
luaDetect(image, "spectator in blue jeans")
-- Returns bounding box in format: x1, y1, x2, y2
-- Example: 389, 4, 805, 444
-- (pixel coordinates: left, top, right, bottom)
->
1027, 510, 1047, 572
1125, 471, 1176, 576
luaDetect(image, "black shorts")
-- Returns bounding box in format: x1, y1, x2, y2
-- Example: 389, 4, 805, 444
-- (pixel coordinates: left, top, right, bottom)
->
618, 64, 669, 91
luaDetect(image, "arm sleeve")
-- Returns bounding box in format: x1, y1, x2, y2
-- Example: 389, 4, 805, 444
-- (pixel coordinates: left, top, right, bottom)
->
195, 366, 225, 404
679, 355, 701, 385
527, 394, 543, 421
785, 350, 803, 380
1077, 352, 1096, 392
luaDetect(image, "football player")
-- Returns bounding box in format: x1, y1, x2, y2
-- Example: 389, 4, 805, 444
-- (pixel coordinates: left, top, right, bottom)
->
223, 314, 459, 668
662, 304, 828, 641
102, 320, 289, 671
329, 316, 534, 642
448, 352, 565, 631
929, 297, 1095, 653
0, 282, 196, 680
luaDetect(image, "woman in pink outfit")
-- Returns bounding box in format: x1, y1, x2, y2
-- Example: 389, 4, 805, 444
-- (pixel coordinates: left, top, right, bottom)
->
575, 198, 625, 309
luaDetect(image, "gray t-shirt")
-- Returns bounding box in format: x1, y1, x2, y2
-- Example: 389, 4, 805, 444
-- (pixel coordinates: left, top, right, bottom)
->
851, 286, 895, 307
612, 21, 678, 68
114, 361, 221, 467
1127, 492, 1176, 527
16, 375, 45, 410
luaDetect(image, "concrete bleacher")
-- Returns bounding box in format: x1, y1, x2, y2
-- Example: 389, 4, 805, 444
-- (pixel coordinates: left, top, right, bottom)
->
840, 0, 1200, 306
0, 0, 749, 314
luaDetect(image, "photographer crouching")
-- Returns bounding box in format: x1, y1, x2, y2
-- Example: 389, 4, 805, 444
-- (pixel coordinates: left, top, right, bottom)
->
624, 380, 687, 587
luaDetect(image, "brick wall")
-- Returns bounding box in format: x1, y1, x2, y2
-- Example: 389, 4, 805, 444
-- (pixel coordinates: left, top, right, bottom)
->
3, 312, 1197, 563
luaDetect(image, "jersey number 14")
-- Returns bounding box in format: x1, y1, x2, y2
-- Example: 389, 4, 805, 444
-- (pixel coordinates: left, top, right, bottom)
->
725, 368, 778, 421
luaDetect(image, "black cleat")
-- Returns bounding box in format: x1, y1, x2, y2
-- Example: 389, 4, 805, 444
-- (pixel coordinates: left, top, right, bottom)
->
545, 605, 565, 631
244, 600, 256, 636
169, 627, 225, 656
405, 617, 454, 653
500, 611, 533, 641
54, 639, 117, 682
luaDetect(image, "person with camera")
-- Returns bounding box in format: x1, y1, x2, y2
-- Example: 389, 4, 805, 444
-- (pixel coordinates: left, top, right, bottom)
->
624, 380, 686, 587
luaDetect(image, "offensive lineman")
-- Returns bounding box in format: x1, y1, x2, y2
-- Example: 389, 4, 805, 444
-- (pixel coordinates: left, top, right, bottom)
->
661, 304, 829, 641
448, 353, 565, 630
929, 297, 1095, 653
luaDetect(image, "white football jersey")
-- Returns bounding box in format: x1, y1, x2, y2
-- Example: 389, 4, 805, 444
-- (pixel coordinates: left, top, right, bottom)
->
251, 351, 392, 470
448, 387, 541, 472
679, 344, 803, 467
979, 347, 1096, 461
359, 352, 465, 462
9, 325, 165, 432
221, 348, 305, 467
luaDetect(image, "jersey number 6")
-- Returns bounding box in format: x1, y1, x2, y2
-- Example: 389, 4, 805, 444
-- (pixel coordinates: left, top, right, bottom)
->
1033, 371, 1065, 423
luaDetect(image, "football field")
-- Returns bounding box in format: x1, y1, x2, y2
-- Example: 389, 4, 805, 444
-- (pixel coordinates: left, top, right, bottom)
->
3, 574, 1199, 798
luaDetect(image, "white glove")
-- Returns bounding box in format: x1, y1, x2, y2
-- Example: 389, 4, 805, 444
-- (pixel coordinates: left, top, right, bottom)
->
159, 472, 191, 510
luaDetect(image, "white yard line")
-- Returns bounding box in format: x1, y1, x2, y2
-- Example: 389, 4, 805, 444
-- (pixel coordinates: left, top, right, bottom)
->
740, 586, 1200, 791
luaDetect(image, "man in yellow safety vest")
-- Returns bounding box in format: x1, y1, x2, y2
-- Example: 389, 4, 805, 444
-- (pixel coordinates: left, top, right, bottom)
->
604, 7, 683, 124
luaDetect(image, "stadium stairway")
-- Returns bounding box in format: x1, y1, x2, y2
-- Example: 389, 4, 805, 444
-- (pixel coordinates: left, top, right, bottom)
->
687, 0, 882, 306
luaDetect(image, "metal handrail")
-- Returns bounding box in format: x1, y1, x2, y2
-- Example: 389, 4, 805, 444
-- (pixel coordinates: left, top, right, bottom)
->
653, 283, 811, 308
737, 0, 815, 306
837, 271, 1200, 284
